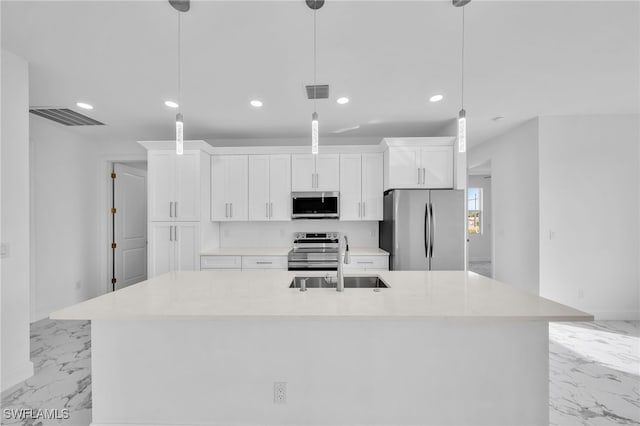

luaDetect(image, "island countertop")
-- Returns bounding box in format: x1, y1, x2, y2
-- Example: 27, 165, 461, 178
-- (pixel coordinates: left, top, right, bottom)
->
50, 270, 592, 321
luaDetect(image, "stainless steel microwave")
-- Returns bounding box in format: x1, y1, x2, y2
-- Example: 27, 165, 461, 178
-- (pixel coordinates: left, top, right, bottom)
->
291, 192, 340, 219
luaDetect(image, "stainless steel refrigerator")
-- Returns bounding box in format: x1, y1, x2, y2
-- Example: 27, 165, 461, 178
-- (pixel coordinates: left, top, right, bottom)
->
379, 189, 465, 270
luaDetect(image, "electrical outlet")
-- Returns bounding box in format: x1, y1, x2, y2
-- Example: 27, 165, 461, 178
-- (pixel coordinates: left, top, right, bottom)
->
273, 381, 287, 404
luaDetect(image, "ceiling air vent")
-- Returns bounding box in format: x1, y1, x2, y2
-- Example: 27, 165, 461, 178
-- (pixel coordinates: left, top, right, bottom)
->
29, 108, 105, 126
305, 84, 329, 100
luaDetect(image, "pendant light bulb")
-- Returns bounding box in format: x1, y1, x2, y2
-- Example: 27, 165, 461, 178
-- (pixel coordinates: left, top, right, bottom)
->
176, 113, 184, 155
311, 112, 319, 155
457, 109, 466, 153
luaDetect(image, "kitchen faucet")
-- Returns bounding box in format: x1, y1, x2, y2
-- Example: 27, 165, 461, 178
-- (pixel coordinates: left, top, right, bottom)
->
337, 235, 351, 292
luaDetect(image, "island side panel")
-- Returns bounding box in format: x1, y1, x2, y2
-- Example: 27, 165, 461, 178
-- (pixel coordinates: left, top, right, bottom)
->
91, 319, 549, 426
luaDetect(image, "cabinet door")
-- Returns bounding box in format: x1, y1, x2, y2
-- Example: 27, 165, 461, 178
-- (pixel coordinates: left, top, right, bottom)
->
269, 154, 291, 221
248, 155, 271, 221
386, 147, 421, 189
210, 155, 227, 221
421, 146, 453, 189
291, 154, 315, 191
225, 156, 249, 221
361, 153, 384, 220
174, 222, 200, 272
315, 154, 340, 191
148, 152, 175, 221
339, 154, 362, 221
174, 151, 200, 221
148, 223, 173, 277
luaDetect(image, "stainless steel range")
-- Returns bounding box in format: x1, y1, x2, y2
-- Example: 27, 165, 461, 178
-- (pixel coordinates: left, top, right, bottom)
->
287, 232, 339, 271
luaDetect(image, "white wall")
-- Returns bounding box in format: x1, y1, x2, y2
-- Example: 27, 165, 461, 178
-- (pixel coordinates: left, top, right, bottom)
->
1, 49, 34, 391
30, 118, 146, 321
538, 115, 639, 320
467, 175, 492, 262
468, 119, 540, 295
216, 221, 379, 249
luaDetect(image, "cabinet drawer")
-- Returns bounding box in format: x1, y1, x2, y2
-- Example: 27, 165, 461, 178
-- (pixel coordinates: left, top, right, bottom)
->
242, 256, 288, 270
344, 255, 389, 270
200, 255, 242, 270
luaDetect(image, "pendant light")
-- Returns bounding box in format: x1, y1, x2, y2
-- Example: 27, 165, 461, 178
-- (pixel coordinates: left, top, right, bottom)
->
170, 0, 189, 155
307, 0, 324, 154
454, 0, 470, 153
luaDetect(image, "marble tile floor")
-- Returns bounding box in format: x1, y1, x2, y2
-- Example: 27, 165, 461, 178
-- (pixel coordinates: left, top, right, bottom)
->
1, 318, 638, 425
469, 260, 492, 278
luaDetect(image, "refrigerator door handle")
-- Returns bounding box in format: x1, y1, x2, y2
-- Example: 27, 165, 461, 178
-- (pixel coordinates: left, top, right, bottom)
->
424, 202, 430, 259
429, 203, 435, 259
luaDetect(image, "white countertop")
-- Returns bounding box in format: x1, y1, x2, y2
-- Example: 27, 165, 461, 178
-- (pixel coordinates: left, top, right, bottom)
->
51, 270, 592, 322
200, 247, 389, 256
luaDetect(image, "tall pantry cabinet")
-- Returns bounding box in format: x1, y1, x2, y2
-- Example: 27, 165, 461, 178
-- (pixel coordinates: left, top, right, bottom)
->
147, 149, 210, 277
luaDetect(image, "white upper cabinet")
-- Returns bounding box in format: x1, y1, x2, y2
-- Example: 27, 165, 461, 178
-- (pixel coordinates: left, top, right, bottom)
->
148, 222, 200, 277
248, 154, 291, 221
211, 155, 248, 221
339, 154, 362, 221
361, 153, 384, 220
291, 154, 339, 192
340, 153, 383, 221
148, 151, 201, 222
384, 144, 453, 190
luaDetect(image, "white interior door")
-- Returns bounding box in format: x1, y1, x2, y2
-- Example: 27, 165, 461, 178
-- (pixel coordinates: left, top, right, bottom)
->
114, 163, 147, 290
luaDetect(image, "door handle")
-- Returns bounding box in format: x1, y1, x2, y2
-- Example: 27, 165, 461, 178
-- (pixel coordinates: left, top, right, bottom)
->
429, 203, 434, 259
424, 202, 429, 259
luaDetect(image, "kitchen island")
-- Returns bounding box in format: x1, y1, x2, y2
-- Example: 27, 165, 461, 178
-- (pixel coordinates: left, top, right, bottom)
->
51, 270, 592, 426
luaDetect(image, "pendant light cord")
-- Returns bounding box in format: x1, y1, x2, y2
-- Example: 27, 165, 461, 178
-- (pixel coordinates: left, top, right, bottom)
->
313, 6, 317, 112
178, 12, 182, 110
461, 6, 465, 109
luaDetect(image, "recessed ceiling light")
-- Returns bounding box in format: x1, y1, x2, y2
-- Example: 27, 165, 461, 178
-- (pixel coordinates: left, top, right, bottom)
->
164, 100, 179, 108
76, 102, 93, 110
337, 97, 349, 105
429, 94, 444, 103
250, 100, 263, 108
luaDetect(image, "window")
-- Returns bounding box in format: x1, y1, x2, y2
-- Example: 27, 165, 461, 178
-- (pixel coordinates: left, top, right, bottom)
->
468, 188, 482, 235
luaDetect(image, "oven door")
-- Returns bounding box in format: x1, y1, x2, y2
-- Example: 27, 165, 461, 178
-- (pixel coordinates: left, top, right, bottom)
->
291, 192, 340, 219
287, 248, 338, 271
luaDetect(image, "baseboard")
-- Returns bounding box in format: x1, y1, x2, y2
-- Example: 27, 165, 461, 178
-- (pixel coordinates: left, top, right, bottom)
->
593, 311, 640, 321
469, 257, 491, 263
1, 360, 34, 392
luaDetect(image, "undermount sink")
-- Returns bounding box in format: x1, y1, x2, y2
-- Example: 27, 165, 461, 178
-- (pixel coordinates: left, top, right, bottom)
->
289, 275, 389, 289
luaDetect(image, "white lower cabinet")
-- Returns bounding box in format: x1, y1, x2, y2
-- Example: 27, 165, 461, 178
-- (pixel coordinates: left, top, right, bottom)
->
149, 222, 200, 277
342, 255, 389, 273
200, 255, 288, 271
200, 255, 242, 270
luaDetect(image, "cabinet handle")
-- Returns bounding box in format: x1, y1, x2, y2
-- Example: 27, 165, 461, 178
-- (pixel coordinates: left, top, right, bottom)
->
175, 202, 178, 218
316, 173, 319, 189
422, 168, 426, 185
312, 173, 315, 189
225, 203, 228, 218
357, 261, 374, 265
266, 202, 269, 218
170, 225, 174, 242
363, 202, 366, 218
270, 202, 273, 218
175, 226, 178, 242
169, 202, 173, 218
230, 203, 233, 218
256, 261, 273, 265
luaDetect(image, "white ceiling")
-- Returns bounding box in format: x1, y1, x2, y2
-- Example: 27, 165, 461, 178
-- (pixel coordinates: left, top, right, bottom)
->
2, 0, 639, 147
